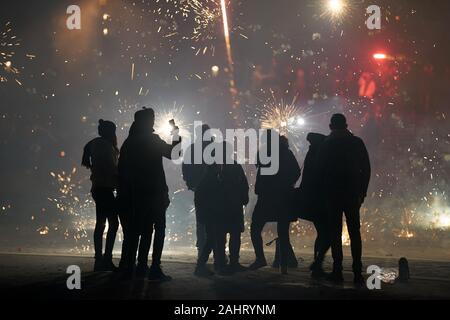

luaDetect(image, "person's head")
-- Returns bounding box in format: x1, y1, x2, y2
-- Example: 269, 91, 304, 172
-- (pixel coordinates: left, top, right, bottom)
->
279, 135, 289, 150
306, 132, 326, 146
98, 119, 117, 148
329, 113, 348, 131
194, 123, 211, 141
134, 107, 155, 128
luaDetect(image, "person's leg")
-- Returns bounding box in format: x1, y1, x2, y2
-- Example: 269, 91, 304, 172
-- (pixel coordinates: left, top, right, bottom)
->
151, 212, 166, 267
344, 200, 363, 279
250, 218, 266, 262
229, 231, 241, 265
197, 222, 215, 266
196, 214, 206, 253
104, 190, 119, 263
92, 189, 107, 270
148, 208, 172, 281
313, 221, 320, 261
314, 218, 331, 265
137, 216, 153, 269
310, 218, 330, 278
103, 214, 119, 270
327, 201, 344, 281
194, 222, 216, 276
277, 218, 290, 274
227, 231, 246, 273
214, 230, 227, 270
117, 185, 132, 271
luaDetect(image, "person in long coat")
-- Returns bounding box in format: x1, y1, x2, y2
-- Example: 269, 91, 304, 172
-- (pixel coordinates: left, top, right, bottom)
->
249, 132, 301, 274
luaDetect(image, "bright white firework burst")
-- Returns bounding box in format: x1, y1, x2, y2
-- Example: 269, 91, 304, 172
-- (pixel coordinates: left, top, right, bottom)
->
153, 104, 190, 141
322, 0, 349, 22
256, 90, 311, 152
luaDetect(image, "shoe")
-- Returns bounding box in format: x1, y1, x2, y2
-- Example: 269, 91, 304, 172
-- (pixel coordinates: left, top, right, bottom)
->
309, 261, 319, 271
103, 258, 118, 272
229, 263, 247, 273
94, 258, 104, 272
326, 271, 344, 284
248, 259, 267, 271
353, 273, 365, 286
135, 264, 149, 278
194, 265, 214, 277
148, 265, 172, 282
310, 260, 326, 279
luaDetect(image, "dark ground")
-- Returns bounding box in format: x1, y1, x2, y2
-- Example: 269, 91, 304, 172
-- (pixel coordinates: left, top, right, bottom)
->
1, 252, 450, 300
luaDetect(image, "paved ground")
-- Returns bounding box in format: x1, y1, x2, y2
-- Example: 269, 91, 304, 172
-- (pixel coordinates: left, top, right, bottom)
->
0, 252, 450, 300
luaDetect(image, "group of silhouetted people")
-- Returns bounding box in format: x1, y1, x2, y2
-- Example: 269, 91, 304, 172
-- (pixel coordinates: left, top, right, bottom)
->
82, 109, 370, 284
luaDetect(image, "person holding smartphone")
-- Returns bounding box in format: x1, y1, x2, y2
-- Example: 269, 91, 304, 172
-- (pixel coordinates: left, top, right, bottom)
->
118, 108, 181, 281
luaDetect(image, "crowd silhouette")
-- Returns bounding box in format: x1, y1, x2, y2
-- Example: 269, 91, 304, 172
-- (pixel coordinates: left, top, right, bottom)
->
82, 108, 370, 284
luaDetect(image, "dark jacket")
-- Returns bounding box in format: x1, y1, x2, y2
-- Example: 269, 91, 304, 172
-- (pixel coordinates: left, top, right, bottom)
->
297, 133, 326, 221
182, 139, 215, 223
217, 162, 249, 232
194, 163, 222, 224
82, 137, 119, 190
253, 143, 301, 222
118, 121, 181, 214
182, 140, 212, 191
317, 129, 371, 201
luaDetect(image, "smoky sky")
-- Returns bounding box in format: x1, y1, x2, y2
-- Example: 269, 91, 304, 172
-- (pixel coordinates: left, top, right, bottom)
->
0, 0, 449, 250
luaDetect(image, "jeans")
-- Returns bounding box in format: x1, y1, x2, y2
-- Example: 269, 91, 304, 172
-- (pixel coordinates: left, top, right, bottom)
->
328, 198, 362, 273
92, 188, 119, 260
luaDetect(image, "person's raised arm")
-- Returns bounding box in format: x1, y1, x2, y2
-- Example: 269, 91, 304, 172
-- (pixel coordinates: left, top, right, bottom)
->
158, 134, 182, 160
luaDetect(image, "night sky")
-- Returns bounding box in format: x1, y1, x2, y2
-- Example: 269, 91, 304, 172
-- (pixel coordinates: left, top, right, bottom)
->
0, 0, 449, 255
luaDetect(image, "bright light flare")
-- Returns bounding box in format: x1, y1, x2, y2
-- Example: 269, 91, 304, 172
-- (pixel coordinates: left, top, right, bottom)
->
211, 65, 219, 76
153, 105, 189, 140
327, 0, 345, 14
297, 117, 306, 126
373, 53, 387, 60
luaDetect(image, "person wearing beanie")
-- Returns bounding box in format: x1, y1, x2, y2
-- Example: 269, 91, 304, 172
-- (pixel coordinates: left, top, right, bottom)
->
82, 119, 120, 272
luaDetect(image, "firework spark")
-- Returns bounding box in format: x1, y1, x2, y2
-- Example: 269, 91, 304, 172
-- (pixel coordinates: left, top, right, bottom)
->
0, 22, 21, 84
48, 168, 96, 243
155, 0, 225, 56
258, 91, 309, 133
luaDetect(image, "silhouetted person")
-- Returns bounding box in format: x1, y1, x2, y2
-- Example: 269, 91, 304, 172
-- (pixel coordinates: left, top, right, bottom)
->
215, 142, 249, 274
82, 119, 119, 272
298, 133, 330, 278
250, 133, 301, 274
118, 107, 181, 281
193, 156, 222, 277
318, 114, 371, 284
182, 124, 217, 264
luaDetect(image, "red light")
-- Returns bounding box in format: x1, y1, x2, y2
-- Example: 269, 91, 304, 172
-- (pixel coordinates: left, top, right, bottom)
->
373, 53, 387, 60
